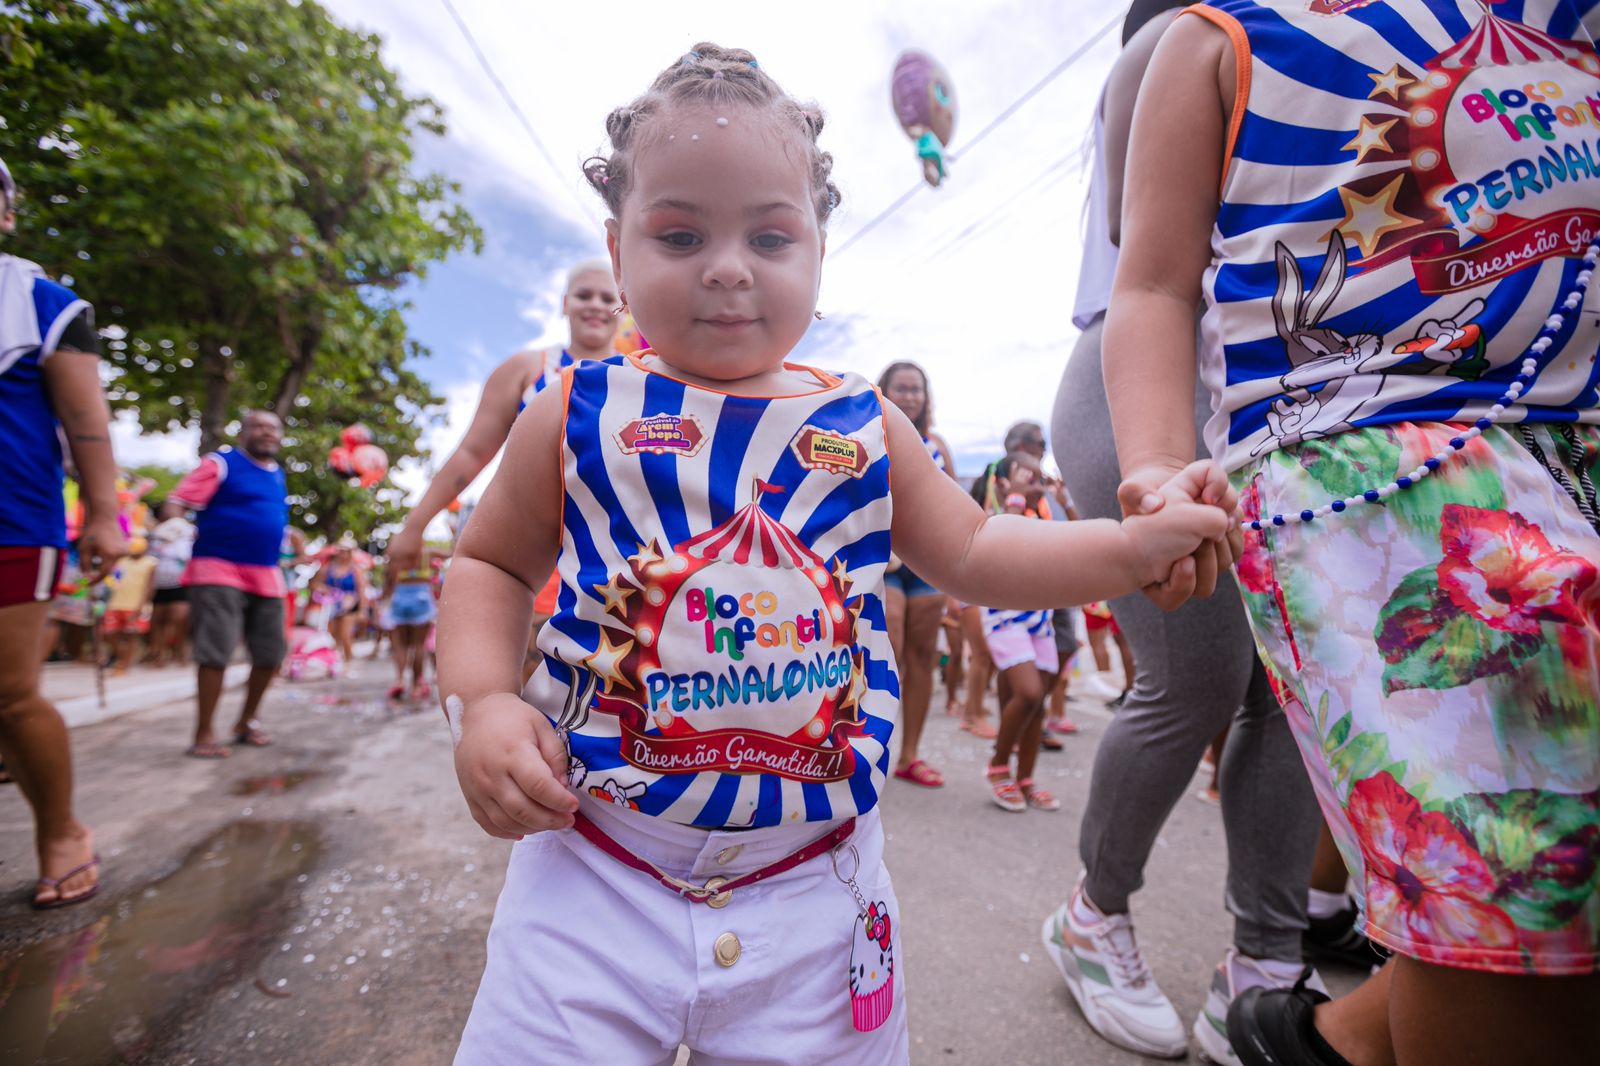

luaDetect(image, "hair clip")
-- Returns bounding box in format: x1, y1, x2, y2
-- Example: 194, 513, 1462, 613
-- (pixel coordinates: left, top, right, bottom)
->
681, 51, 701, 65
747, 60, 759, 69
712, 70, 725, 80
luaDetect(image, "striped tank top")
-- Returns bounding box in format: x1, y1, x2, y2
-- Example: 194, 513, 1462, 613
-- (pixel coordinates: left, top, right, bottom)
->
524, 354, 898, 829
1190, 0, 1600, 472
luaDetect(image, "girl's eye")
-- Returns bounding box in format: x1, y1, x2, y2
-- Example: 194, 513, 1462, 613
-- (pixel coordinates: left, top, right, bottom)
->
752, 233, 792, 251
659, 232, 700, 249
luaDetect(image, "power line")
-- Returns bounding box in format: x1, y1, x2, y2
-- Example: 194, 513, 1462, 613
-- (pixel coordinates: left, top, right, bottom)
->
437, 0, 600, 226
832, 5, 1127, 259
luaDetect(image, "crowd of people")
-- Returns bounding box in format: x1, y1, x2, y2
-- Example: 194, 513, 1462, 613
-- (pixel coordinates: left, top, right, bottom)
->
2, 1, 1598, 1064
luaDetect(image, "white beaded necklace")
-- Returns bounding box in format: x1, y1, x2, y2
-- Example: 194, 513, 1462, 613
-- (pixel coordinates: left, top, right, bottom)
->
1247, 238, 1600, 533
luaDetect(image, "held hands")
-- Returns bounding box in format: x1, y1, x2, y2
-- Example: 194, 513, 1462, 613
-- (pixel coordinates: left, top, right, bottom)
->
453, 692, 579, 840
1117, 461, 1244, 610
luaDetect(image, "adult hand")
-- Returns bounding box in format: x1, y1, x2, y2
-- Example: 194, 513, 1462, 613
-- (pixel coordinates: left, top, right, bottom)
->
1118, 460, 1235, 610
388, 523, 424, 578
453, 692, 578, 840
77, 517, 129, 584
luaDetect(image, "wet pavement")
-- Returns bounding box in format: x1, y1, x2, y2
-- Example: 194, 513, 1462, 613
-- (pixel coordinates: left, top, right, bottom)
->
1, 655, 1368, 1065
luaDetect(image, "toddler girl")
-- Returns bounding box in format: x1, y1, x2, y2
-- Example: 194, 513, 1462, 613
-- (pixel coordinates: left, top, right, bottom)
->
437, 43, 1234, 1064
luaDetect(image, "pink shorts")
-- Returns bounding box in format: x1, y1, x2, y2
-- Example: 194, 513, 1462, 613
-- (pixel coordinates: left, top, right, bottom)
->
984, 626, 1059, 673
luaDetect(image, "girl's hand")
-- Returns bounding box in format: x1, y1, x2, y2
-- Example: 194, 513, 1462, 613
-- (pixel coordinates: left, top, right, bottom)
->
453, 692, 578, 840
388, 524, 424, 578
1118, 461, 1239, 608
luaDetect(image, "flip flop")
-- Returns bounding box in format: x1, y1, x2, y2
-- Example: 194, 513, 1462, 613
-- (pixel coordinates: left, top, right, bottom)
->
32, 854, 101, 910
892, 759, 945, 788
233, 722, 273, 747
1041, 734, 1065, 751
186, 742, 231, 759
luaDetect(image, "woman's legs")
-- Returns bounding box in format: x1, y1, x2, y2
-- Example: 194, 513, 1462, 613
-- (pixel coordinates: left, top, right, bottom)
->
0, 600, 97, 904
332, 612, 354, 662
942, 601, 965, 713
403, 624, 429, 691
960, 606, 994, 732
894, 593, 944, 773
389, 624, 411, 692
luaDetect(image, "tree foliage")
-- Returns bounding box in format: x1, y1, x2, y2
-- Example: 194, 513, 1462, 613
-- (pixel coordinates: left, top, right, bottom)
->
2, 0, 481, 535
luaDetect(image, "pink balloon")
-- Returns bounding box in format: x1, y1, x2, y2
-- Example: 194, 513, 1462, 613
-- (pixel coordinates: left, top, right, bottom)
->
351, 443, 388, 487
340, 423, 372, 450
327, 445, 353, 476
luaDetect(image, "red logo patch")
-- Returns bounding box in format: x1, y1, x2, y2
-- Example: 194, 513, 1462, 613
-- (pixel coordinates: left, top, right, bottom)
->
616, 414, 707, 457
1308, 0, 1382, 14
791, 426, 869, 478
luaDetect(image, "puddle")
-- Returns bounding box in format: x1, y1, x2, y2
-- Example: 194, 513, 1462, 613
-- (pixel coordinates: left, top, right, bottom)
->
231, 769, 323, 796
0, 820, 322, 1065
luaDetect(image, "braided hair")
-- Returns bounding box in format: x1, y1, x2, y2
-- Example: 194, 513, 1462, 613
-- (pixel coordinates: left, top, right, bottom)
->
582, 43, 842, 226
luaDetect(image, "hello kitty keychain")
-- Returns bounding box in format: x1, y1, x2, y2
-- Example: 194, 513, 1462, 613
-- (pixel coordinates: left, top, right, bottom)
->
832, 842, 895, 1032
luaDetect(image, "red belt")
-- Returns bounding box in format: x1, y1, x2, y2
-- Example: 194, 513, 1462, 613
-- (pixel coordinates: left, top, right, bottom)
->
572, 812, 857, 907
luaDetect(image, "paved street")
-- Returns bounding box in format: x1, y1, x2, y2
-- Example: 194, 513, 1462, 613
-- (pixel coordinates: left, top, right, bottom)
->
1, 657, 1364, 1065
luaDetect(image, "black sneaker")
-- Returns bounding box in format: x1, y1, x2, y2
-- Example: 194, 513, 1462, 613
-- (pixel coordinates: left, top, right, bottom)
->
1303, 906, 1389, 969
1226, 971, 1349, 1066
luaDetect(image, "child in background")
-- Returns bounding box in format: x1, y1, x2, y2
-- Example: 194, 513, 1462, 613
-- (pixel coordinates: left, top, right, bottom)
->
983, 453, 1065, 811
148, 515, 194, 667
104, 537, 157, 674
437, 43, 1235, 1063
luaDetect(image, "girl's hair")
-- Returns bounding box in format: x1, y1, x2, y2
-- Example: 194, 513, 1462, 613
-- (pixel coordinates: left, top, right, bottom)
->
876, 360, 933, 436
582, 43, 842, 226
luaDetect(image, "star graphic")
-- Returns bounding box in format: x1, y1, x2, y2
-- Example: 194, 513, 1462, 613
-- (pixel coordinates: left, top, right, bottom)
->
829, 556, 853, 595
1342, 116, 1398, 164
628, 539, 665, 575
1367, 64, 1413, 102
1326, 175, 1423, 259
834, 652, 869, 727
592, 572, 638, 617
581, 627, 636, 696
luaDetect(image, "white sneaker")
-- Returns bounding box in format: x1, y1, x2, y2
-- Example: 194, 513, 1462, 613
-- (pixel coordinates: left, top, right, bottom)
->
1041, 878, 1187, 1059
1081, 673, 1125, 703
1192, 949, 1329, 1063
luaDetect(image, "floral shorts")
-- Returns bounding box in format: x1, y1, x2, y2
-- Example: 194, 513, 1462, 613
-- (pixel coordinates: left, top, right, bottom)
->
1235, 422, 1600, 976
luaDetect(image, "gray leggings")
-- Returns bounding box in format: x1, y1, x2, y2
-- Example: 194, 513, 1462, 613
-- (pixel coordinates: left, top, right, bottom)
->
1050, 315, 1320, 960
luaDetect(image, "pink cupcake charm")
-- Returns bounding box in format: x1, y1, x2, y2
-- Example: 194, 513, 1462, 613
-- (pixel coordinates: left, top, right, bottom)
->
848, 901, 895, 1032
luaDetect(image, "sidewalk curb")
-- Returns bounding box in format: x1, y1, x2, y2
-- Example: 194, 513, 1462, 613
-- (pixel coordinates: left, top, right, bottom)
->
54, 662, 255, 728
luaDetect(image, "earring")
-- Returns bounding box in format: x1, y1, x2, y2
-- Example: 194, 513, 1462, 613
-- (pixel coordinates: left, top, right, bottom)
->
814, 310, 824, 320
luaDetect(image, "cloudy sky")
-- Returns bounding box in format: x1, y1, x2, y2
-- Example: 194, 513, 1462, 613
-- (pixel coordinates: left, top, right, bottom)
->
117, 0, 1126, 524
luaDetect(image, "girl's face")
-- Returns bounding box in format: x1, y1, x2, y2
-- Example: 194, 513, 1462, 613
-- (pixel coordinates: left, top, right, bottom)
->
884, 368, 927, 425
608, 102, 823, 382
564, 270, 621, 351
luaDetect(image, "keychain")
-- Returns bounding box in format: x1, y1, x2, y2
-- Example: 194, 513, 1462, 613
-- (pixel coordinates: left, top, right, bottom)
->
833, 842, 895, 1032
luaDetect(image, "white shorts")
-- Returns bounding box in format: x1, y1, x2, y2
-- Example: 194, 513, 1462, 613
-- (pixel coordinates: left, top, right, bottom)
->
455, 796, 908, 1065
984, 626, 1060, 674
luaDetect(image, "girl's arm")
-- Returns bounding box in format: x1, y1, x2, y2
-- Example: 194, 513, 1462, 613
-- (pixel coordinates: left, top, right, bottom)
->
390, 351, 537, 572
435, 384, 576, 838
887, 406, 1231, 608
1104, 17, 1231, 498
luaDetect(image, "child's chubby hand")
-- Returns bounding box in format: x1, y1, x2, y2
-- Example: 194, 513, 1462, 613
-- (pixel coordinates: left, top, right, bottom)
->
1119, 460, 1239, 604
453, 691, 579, 840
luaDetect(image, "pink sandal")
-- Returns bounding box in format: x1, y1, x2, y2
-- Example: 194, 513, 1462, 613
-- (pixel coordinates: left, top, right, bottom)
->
986, 766, 1026, 813
893, 759, 945, 788
1018, 778, 1061, 811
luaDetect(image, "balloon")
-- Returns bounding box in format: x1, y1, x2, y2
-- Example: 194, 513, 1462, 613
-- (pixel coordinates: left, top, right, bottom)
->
340, 423, 372, 450
614, 310, 648, 356
890, 50, 957, 188
351, 443, 389, 488
328, 444, 354, 476
446, 499, 462, 514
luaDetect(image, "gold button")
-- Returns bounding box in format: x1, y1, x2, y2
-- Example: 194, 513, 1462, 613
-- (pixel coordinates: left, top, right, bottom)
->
716, 845, 742, 865
714, 932, 741, 967
703, 876, 732, 909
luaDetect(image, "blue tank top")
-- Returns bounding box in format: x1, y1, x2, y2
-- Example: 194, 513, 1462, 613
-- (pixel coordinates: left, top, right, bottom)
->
1191, 0, 1600, 471
525, 355, 897, 829
192, 448, 288, 567
0, 265, 91, 548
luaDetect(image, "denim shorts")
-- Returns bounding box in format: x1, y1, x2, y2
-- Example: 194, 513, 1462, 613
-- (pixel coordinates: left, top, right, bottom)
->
882, 564, 939, 598
390, 582, 437, 626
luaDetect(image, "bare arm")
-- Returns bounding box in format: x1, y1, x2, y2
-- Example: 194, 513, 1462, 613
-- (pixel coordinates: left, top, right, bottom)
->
43, 347, 127, 580
885, 406, 1232, 606
1105, 17, 1230, 486
392, 351, 539, 568
436, 384, 575, 838
1104, 14, 1179, 247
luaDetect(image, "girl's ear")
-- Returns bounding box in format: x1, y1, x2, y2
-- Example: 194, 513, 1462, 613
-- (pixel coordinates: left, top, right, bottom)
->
606, 219, 623, 286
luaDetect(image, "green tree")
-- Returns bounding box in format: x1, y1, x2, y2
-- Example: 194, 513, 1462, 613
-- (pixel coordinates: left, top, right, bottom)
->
2, 0, 480, 532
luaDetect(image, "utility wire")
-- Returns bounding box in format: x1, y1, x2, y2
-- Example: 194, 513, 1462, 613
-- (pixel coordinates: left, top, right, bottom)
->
437, 0, 601, 226
832, 6, 1128, 259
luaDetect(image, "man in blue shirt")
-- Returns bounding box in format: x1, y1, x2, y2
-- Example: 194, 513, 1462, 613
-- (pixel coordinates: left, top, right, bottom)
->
0, 156, 126, 909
